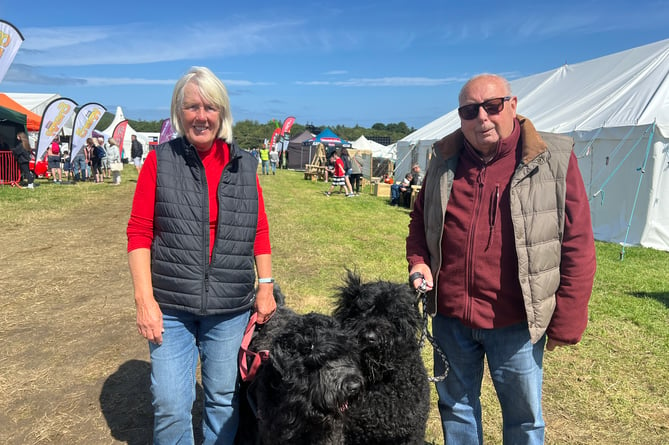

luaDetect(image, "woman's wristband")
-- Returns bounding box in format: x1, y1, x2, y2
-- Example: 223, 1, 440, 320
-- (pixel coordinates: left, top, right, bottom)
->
258, 277, 274, 284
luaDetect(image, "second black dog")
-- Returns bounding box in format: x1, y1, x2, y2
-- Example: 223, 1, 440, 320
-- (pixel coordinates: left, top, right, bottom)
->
332, 271, 431, 445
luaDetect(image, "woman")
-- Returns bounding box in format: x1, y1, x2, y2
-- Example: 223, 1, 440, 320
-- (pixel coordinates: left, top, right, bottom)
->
89, 138, 105, 183
106, 138, 122, 185
127, 66, 275, 444
340, 147, 355, 197
12, 132, 34, 189
47, 139, 62, 183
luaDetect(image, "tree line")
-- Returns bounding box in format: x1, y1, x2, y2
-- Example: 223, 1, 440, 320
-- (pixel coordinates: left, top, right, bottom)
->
96, 114, 415, 149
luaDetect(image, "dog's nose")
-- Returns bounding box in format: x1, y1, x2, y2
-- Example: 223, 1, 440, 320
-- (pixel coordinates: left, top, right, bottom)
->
343, 376, 363, 396
362, 330, 378, 345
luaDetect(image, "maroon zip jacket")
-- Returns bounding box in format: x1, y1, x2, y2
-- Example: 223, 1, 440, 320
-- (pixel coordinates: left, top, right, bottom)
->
407, 122, 596, 343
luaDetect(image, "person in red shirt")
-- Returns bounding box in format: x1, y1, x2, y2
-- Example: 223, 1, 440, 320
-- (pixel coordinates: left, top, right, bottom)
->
127, 66, 275, 444
407, 74, 596, 444
324, 150, 353, 197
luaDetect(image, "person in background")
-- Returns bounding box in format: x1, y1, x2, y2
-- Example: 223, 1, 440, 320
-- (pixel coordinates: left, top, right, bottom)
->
71, 144, 88, 182
340, 147, 356, 197
89, 138, 105, 183
61, 150, 72, 182
390, 172, 413, 206
406, 73, 596, 445
130, 134, 143, 173
99, 137, 110, 179
12, 132, 34, 189
106, 137, 123, 185
269, 147, 280, 175
324, 150, 353, 197
410, 163, 423, 186
47, 139, 62, 184
259, 145, 270, 175
127, 66, 275, 445
349, 150, 364, 195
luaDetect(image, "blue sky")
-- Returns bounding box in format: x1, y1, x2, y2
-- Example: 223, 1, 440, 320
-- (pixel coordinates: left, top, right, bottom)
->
2, 1, 668, 129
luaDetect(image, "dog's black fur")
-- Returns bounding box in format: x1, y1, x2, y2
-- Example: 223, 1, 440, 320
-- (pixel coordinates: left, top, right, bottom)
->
236, 284, 364, 445
332, 271, 431, 445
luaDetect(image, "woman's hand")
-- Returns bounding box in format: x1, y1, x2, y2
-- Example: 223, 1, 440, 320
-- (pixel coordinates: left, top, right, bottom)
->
254, 283, 277, 324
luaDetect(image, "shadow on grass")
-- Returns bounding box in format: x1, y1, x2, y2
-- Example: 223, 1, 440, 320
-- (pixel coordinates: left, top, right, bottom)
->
100, 359, 204, 444
629, 291, 669, 308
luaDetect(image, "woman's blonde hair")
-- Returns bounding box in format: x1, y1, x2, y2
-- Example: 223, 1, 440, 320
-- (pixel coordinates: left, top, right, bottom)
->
170, 66, 233, 142
108, 138, 117, 146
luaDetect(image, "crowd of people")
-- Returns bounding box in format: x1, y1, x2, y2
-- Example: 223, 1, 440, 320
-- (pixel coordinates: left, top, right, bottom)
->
0, 134, 144, 188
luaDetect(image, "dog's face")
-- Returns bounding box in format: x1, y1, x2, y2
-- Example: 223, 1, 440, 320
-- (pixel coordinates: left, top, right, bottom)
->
332, 272, 423, 375
271, 312, 364, 415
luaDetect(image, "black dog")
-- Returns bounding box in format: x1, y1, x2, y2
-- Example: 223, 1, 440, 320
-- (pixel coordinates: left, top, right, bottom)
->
332, 271, 431, 445
236, 285, 364, 445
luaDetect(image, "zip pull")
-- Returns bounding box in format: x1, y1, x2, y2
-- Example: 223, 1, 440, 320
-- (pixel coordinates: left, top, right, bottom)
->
486, 184, 499, 250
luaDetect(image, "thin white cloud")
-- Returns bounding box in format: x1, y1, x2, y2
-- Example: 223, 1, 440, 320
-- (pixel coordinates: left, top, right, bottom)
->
296, 76, 467, 87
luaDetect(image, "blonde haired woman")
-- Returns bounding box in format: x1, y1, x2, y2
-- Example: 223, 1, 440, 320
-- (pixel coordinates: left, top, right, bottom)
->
106, 138, 122, 185
127, 66, 275, 443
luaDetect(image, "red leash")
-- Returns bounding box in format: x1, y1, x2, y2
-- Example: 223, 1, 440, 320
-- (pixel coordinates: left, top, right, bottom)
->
239, 312, 269, 382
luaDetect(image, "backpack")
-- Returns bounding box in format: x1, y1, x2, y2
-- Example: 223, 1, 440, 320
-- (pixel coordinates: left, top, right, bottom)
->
342, 155, 351, 172
51, 143, 60, 155
94, 145, 106, 159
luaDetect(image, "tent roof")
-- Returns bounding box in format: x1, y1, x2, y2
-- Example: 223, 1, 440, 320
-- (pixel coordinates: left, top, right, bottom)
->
306, 128, 350, 146
399, 37, 669, 145
350, 135, 395, 159
0, 93, 41, 131
4, 93, 60, 116
0, 105, 27, 130
289, 130, 315, 144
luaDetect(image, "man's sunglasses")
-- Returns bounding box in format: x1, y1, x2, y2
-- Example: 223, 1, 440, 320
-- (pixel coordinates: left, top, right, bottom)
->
458, 96, 511, 120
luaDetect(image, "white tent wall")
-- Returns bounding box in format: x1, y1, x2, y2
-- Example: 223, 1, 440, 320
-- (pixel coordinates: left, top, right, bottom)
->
573, 125, 668, 249
101, 106, 148, 160
394, 139, 435, 182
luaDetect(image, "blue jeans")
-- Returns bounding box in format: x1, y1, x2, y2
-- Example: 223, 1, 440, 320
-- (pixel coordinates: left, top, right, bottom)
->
261, 160, 269, 175
432, 314, 546, 445
270, 161, 277, 174
149, 309, 250, 445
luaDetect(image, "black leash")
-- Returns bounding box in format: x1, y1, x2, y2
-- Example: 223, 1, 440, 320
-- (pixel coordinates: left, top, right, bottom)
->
412, 274, 449, 383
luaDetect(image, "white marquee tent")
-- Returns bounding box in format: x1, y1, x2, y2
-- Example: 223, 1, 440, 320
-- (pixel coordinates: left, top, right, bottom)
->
395, 38, 669, 251
100, 106, 149, 159
350, 135, 395, 159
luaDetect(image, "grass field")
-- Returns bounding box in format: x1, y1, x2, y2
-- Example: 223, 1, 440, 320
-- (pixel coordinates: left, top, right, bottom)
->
0, 167, 667, 444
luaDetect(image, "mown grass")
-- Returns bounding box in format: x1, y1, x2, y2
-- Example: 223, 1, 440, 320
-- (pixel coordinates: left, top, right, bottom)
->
1, 167, 667, 444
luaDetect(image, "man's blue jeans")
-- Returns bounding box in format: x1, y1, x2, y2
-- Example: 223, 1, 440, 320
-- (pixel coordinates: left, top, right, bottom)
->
261, 160, 269, 175
432, 314, 546, 445
149, 309, 250, 445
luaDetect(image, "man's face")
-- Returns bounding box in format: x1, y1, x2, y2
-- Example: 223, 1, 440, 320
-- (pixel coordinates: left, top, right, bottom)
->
459, 76, 517, 156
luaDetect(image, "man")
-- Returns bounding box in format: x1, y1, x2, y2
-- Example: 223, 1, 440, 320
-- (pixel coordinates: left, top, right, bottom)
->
410, 163, 423, 186
130, 134, 143, 173
406, 74, 596, 445
259, 145, 270, 175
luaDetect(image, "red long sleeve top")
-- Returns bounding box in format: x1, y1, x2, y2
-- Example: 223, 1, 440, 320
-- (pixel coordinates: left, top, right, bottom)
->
127, 140, 271, 259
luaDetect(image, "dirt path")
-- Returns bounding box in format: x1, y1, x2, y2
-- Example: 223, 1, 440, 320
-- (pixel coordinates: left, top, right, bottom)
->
0, 186, 156, 444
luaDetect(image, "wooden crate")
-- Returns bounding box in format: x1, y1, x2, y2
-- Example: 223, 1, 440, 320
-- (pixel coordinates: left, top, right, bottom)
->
372, 182, 391, 197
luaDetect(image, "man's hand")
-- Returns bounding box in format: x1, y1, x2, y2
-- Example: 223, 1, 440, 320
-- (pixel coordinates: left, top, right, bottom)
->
546, 338, 571, 351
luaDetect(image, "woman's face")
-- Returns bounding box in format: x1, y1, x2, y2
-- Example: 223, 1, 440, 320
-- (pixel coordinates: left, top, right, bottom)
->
181, 81, 221, 151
